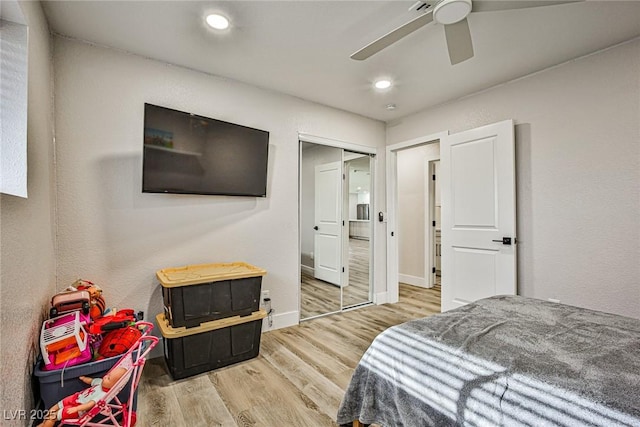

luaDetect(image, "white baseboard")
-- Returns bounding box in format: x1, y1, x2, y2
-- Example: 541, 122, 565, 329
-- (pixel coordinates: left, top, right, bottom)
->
261, 310, 299, 332
399, 273, 428, 288
301, 264, 314, 276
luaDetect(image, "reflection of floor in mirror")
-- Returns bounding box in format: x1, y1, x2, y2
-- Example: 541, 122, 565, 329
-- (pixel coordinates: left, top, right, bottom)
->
300, 271, 341, 318
301, 238, 371, 319
344, 237, 369, 307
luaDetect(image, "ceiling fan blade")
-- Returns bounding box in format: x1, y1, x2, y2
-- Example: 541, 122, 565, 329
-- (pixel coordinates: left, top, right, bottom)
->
444, 18, 474, 65
351, 12, 434, 60
472, 0, 583, 13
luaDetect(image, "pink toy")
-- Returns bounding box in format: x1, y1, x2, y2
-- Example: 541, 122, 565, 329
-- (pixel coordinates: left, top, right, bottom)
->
40, 311, 92, 371
38, 322, 157, 427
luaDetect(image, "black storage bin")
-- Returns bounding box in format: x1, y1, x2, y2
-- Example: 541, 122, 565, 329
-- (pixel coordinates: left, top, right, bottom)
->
158, 262, 266, 329
156, 310, 266, 380
163, 277, 261, 328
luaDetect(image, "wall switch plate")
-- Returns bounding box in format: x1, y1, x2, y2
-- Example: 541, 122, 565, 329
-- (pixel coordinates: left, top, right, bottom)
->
261, 290, 270, 301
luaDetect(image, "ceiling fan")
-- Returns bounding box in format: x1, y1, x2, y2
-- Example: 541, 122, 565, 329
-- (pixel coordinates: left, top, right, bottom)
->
351, 0, 582, 65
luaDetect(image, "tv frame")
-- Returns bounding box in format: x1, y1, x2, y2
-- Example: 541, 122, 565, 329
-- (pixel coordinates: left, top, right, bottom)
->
142, 103, 269, 197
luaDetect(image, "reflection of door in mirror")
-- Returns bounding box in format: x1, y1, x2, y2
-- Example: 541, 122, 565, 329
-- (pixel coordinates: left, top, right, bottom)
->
299, 143, 373, 320
300, 142, 342, 319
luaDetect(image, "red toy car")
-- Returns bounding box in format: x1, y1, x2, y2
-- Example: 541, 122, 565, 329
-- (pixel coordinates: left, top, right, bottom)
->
87, 309, 137, 335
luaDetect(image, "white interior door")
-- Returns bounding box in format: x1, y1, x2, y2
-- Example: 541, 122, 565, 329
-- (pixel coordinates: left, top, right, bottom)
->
314, 161, 343, 286
441, 120, 516, 312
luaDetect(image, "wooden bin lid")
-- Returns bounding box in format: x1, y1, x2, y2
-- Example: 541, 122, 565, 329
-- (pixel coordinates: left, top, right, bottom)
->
156, 310, 267, 339
157, 262, 267, 288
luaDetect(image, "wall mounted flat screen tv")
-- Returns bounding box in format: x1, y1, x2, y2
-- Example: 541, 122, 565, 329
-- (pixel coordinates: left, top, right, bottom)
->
143, 103, 269, 197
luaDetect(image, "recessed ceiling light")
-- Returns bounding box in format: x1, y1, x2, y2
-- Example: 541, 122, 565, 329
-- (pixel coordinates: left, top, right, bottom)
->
206, 14, 229, 30
386, 103, 397, 110
374, 79, 392, 90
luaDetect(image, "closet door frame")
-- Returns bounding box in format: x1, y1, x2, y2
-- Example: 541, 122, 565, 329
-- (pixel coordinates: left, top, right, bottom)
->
298, 133, 376, 322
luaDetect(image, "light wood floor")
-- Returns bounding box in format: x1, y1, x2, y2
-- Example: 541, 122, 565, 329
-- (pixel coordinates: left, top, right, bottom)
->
301, 238, 371, 319
137, 282, 441, 427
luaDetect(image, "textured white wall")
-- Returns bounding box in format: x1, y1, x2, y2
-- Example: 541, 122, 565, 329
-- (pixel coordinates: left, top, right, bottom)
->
387, 39, 640, 318
0, 1, 55, 422
52, 37, 385, 332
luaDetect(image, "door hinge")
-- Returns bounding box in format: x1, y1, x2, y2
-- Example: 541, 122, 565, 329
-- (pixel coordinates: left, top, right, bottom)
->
342, 220, 345, 226
432, 221, 436, 227
432, 267, 436, 274
432, 174, 436, 181
342, 267, 345, 273
343, 173, 345, 180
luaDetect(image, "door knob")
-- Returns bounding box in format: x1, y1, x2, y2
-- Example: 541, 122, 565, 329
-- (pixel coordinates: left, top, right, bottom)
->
492, 237, 513, 245
313, 226, 319, 230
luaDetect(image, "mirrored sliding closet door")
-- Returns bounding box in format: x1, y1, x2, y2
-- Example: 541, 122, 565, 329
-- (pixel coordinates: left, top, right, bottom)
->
299, 140, 373, 320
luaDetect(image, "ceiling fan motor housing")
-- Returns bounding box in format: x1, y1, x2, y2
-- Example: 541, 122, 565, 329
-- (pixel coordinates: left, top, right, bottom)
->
433, 0, 472, 25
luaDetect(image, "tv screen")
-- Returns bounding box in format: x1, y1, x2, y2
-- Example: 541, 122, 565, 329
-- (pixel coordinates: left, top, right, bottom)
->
142, 103, 269, 196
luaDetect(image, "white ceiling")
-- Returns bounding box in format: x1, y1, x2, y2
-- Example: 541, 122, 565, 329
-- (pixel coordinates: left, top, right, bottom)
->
41, 1, 640, 122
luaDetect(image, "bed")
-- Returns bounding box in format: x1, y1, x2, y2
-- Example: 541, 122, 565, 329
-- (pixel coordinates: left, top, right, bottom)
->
337, 295, 640, 427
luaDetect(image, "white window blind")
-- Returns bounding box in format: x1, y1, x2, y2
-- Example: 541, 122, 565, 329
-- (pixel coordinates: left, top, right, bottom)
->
0, 18, 29, 198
